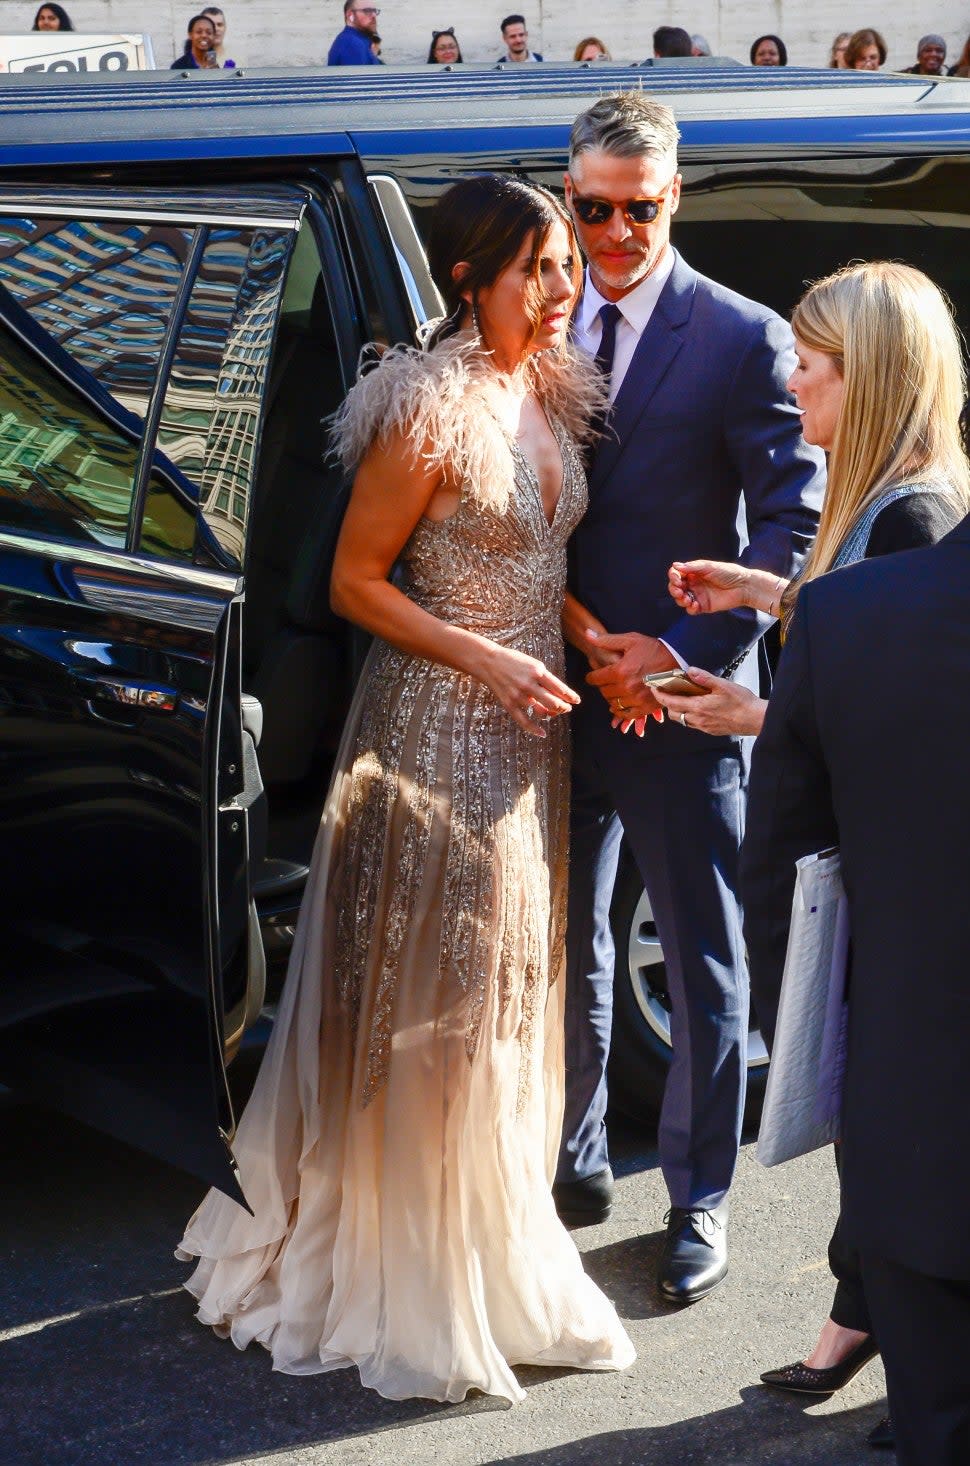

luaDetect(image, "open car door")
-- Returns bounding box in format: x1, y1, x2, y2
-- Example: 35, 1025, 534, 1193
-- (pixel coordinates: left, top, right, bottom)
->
0, 186, 306, 1202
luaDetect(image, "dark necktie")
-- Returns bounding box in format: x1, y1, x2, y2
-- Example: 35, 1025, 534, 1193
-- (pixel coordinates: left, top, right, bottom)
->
594, 302, 622, 389
587, 302, 622, 461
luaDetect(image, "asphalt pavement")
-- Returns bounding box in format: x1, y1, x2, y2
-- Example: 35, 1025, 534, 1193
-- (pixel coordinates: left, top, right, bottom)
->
0, 1084, 889, 1466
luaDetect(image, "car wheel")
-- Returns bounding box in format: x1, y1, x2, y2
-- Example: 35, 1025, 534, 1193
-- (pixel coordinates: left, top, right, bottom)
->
607, 849, 770, 1126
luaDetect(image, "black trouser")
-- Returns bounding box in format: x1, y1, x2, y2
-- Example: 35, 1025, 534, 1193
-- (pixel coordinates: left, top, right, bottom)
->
860, 1249, 970, 1466
828, 1144, 872, 1333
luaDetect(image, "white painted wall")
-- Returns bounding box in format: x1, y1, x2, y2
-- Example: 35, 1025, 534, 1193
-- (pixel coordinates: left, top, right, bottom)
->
3, 0, 968, 74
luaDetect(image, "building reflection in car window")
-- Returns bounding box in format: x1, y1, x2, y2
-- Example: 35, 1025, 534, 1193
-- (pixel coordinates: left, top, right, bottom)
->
0, 312, 141, 549
144, 227, 294, 568
0, 215, 192, 420
0, 214, 192, 548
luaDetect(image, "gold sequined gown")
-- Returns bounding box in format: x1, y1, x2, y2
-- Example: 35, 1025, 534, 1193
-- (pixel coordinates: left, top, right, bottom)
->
176, 336, 635, 1404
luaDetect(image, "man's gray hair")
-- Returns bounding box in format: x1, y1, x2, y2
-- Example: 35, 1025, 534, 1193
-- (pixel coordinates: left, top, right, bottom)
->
569, 92, 680, 170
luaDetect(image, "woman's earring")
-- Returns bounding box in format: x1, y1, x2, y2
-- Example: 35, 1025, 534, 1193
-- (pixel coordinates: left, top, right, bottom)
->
471, 298, 482, 342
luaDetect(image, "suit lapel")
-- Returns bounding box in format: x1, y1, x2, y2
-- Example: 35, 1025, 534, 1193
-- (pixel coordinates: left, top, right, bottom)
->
590, 250, 697, 492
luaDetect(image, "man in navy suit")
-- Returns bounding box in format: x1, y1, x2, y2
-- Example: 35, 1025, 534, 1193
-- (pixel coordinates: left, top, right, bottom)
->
741, 528, 970, 1462
554, 92, 825, 1302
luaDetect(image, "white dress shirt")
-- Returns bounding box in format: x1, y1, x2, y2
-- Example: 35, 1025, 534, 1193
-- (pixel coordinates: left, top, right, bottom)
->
573, 247, 676, 401
573, 248, 685, 667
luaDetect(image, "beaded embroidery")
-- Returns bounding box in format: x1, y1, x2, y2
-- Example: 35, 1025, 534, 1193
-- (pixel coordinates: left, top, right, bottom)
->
329, 383, 587, 1111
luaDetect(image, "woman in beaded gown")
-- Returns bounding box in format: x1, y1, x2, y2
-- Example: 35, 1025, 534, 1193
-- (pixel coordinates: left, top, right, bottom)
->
176, 175, 635, 1405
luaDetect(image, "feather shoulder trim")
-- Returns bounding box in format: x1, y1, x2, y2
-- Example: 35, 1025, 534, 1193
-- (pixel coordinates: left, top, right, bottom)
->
330, 329, 606, 515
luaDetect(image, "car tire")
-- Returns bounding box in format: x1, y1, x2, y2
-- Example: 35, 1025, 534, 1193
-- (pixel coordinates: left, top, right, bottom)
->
607, 847, 770, 1128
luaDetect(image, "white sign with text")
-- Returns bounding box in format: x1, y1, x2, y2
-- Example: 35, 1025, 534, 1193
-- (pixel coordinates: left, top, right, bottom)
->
0, 32, 155, 74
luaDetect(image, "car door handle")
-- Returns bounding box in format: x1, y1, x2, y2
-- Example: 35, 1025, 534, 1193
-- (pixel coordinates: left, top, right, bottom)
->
79, 675, 179, 713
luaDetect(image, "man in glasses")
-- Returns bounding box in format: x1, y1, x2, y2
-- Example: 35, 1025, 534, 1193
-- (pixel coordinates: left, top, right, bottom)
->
554, 92, 825, 1305
327, 0, 382, 65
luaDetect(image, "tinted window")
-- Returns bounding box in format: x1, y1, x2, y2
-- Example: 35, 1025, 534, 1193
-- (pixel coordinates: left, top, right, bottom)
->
0, 321, 140, 548
673, 154, 970, 331
142, 226, 294, 567
0, 215, 191, 416
398, 152, 970, 336
0, 213, 191, 546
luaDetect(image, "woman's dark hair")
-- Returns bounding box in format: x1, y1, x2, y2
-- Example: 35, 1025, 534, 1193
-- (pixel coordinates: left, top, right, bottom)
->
844, 28, 887, 66
186, 12, 216, 38
749, 33, 787, 65
32, 3, 73, 29
427, 175, 581, 341
427, 27, 463, 63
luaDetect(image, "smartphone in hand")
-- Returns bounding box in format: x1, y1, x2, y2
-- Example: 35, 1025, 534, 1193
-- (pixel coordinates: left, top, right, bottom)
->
643, 669, 710, 697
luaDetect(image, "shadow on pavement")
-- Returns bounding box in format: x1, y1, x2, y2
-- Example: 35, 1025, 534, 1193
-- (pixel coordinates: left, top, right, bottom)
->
1, 1103, 459, 1464
578, 1232, 671, 1322
2, 1100, 870, 1466
484, 1390, 887, 1465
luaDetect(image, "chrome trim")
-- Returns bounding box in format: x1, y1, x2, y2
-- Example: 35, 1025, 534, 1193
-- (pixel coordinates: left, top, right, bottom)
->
366, 172, 443, 326
0, 529, 242, 595
0, 204, 301, 229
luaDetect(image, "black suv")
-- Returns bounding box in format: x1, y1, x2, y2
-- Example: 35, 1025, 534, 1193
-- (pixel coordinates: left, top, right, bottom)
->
1, 62, 968, 1198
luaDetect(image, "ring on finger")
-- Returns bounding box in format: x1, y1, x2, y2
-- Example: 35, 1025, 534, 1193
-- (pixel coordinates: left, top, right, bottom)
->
679, 710, 688, 727
525, 703, 535, 719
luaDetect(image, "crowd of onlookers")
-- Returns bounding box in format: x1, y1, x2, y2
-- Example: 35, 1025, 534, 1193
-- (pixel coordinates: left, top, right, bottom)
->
324, 7, 970, 75
320, 6, 970, 77
24, 0, 970, 78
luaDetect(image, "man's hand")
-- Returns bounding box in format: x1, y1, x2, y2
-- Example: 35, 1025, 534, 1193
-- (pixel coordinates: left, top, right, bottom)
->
584, 630, 678, 723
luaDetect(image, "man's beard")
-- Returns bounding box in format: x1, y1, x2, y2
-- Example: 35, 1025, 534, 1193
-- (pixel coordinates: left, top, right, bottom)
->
591, 241, 664, 293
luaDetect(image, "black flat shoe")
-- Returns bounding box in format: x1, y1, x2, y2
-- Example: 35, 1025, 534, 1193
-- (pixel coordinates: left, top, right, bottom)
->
553, 1166, 613, 1227
656, 1205, 728, 1304
867, 1415, 894, 1450
760, 1334, 879, 1394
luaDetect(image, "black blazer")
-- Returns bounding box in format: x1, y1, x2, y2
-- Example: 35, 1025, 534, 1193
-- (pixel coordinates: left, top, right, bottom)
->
741, 514, 970, 1279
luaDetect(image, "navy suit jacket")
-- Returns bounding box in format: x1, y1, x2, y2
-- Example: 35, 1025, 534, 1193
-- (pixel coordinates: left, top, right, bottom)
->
571, 250, 825, 753
741, 517, 970, 1278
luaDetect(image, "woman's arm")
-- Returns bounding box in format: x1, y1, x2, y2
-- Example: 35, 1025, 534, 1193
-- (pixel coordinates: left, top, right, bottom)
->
331, 428, 578, 738
562, 590, 616, 669
668, 560, 788, 618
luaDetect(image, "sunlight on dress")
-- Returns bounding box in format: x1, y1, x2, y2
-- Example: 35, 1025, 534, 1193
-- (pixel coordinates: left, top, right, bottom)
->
176, 337, 636, 1404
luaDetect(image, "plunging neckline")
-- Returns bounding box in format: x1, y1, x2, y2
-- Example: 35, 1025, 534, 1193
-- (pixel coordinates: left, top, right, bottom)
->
511, 420, 566, 534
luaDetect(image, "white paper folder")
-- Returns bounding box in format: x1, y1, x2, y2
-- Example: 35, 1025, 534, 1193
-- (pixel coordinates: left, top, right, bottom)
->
756, 848, 849, 1168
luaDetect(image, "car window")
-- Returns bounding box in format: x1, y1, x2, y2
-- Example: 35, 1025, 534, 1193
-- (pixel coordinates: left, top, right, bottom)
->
0, 213, 191, 548
141, 226, 295, 568
0, 319, 143, 548
396, 152, 970, 339
673, 153, 970, 332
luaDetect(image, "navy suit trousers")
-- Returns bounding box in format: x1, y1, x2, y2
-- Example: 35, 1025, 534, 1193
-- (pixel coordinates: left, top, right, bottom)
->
558, 713, 750, 1210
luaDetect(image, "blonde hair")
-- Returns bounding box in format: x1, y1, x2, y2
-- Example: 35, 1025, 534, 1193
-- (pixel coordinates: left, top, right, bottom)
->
783, 261, 970, 622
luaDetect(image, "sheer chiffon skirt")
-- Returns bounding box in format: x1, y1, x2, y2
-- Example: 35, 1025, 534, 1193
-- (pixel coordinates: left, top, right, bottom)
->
177, 649, 635, 1404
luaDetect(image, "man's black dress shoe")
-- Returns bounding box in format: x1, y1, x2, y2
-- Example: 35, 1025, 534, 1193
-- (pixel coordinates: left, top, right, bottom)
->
760, 1334, 879, 1394
552, 1167, 613, 1227
656, 1205, 728, 1304
867, 1416, 894, 1450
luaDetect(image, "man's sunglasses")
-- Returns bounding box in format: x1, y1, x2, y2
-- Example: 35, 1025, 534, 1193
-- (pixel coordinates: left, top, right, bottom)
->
570, 182, 675, 227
